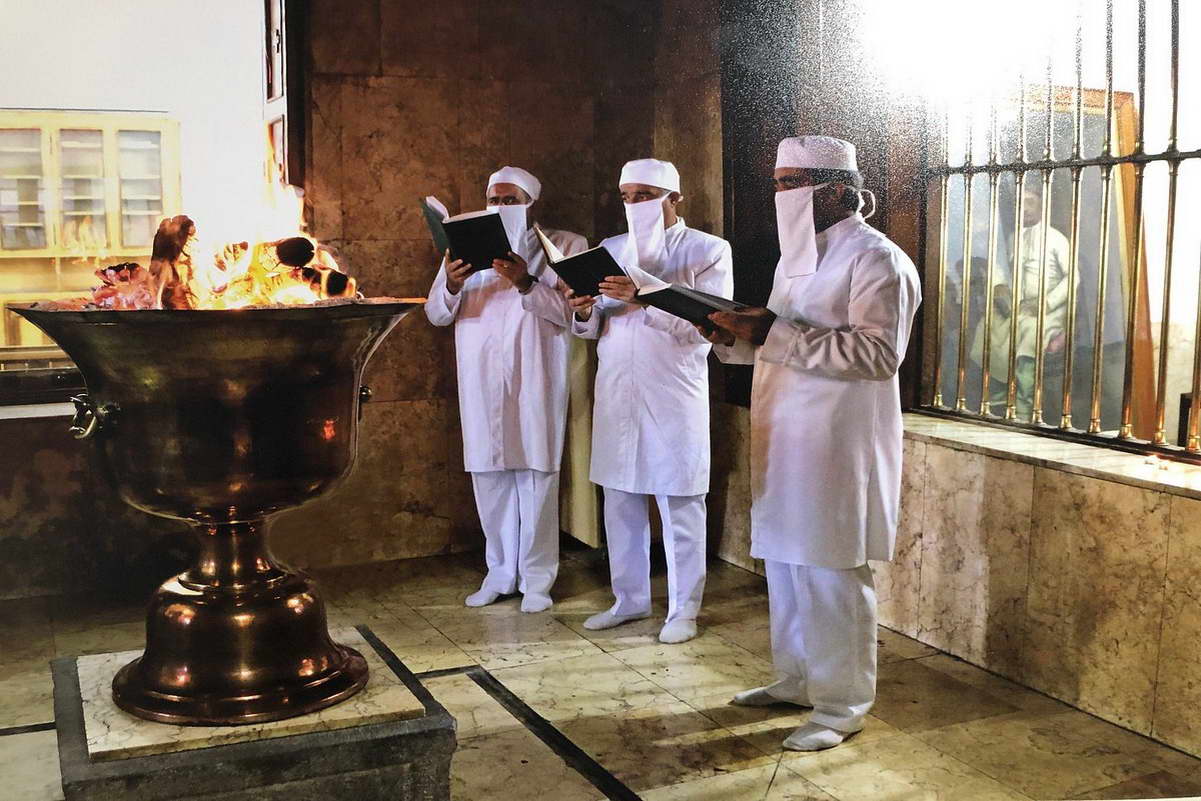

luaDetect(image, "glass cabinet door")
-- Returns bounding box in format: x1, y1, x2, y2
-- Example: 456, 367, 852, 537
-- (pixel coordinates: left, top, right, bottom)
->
59, 129, 107, 253
0, 130, 47, 250
118, 130, 163, 248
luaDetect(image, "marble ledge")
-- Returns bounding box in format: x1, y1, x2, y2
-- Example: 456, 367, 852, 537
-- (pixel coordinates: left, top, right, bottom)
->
78, 628, 424, 762
903, 411, 1201, 502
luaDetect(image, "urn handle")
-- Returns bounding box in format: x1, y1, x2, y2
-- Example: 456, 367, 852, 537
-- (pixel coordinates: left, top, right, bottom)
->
69, 394, 118, 440
358, 385, 372, 421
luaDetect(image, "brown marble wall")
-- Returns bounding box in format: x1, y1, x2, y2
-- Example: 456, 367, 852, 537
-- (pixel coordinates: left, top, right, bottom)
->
298, 0, 665, 570
0, 415, 191, 602
653, 0, 724, 237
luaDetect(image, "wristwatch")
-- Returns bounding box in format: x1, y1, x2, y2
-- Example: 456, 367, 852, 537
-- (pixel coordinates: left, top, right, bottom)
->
518, 275, 538, 295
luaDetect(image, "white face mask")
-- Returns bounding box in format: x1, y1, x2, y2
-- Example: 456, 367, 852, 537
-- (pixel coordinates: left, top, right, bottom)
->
622, 196, 668, 275
492, 203, 532, 255
775, 182, 828, 277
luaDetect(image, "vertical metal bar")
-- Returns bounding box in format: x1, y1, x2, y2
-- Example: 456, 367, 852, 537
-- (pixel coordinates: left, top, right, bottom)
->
1152, 0, 1181, 444
932, 108, 951, 408
1189, 246, 1201, 451
955, 115, 974, 411
1119, 0, 1148, 438
979, 103, 1001, 415
1153, 162, 1179, 444
1060, 7, 1085, 429
1005, 75, 1029, 421
1088, 0, 1116, 433
1031, 62, 1055, 425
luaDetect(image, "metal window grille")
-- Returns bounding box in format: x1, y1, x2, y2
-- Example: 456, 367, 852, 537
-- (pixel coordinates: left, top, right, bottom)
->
923, 0, 1201, 462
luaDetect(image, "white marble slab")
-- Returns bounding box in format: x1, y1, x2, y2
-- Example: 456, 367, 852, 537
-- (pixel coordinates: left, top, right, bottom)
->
903, 412, 1201, 500
78, 628, 424, 762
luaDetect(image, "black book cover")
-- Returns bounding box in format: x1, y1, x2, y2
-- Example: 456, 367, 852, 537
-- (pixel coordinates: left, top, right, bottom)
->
442, 213, 512, 273
533, 225, 625, 296
638, 285, 747, 326
552, 247, 627, 297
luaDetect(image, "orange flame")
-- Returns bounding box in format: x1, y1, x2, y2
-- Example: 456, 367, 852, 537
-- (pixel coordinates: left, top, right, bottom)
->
91, 130, 356, 311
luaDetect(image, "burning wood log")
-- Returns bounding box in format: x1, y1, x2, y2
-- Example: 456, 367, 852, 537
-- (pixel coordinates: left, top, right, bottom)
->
93, 262, 155, 310
150, 215, 197, 310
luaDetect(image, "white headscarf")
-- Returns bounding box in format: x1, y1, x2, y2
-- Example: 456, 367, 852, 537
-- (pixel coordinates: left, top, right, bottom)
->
487, 165, 541, 202
617, 158, 680, 276
773, 136, 869, 278
618, 158, 681, 194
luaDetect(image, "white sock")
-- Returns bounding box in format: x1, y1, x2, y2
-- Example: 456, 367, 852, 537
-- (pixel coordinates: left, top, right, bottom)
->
658, 619, 697, 644
520, 593, 553, 613
782, 722, 851, 752
731, 684, 810, 708
582, 609, 650, 630
464, 588, 501, 608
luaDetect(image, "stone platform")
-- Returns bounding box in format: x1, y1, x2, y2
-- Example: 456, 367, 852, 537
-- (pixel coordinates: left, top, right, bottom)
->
52, 627, 456, 801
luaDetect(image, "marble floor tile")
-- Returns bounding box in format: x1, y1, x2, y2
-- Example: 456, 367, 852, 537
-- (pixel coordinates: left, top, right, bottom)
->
608, 635, 776, 704
421, 673, 520, 740
52, 621, 145, 659
369, 623, 476, 673
708, 615, 772, 660
786, 731, 1034, 801
48, 596, 143, 633
915, 709, 1184, 799
418, 607, 603, 669
686, 692, 903, 757
557, 701, 772, 791
0, 670, 53, 728
872, 656, 1019, 733
556, 603, 670, 652
877, 626, 940, 663
1067, 769, 1201, 799
491, 651, 679, 723
639, 762, 838, 800
0, 729, 62, 801
916, 653, 1071, 715
0, 597, 54, 668
449, 727, 604, 801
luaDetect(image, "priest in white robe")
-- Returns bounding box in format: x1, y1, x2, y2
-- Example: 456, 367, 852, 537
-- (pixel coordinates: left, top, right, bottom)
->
568, 158, 733, 644
425, 166, 587, 613
705, 136, 921, 750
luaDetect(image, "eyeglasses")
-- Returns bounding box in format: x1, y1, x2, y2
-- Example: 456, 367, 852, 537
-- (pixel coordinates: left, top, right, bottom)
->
771, 174, 815, 191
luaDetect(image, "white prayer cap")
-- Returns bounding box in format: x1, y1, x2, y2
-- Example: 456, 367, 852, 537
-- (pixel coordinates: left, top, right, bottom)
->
487, 166, 541, 202
618, 158, 681, 194
775, 135, 859, 172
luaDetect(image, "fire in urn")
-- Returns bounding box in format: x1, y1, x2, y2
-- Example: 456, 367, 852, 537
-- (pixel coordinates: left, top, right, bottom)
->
14, 213, 422, 725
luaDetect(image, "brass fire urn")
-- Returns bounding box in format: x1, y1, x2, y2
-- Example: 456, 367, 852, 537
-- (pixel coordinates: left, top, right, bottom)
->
13, 300, 420, 725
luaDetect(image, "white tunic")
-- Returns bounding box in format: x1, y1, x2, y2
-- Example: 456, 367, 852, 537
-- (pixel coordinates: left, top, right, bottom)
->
972, 222, 1076, 369
425, 226, 586, 473
573, 220, 733, 497
718, 214, 921, 568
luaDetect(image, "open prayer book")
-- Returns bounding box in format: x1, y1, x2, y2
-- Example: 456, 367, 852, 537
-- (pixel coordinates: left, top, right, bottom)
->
534, 224, 626, 298
421, 196, 512, 273
534, 225, 745, 325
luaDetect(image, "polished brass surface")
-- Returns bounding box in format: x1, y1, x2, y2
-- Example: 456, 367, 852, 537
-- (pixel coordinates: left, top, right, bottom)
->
13, 299, 420, 725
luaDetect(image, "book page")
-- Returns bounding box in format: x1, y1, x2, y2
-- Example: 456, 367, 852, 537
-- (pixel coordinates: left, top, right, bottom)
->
448, 207, 500, 222
627, 262, 669, 294
534, 225, 566, 262
423, 195, 450, 221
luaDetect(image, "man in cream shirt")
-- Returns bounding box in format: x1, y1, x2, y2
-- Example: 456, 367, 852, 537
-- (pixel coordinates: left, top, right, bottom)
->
425, 166, 586, 613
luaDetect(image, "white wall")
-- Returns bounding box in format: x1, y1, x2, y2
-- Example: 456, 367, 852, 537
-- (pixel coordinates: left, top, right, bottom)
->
0, 0, 267, 245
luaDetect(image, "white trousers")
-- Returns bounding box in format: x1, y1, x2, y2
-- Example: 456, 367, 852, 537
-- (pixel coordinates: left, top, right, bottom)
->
765, 559, 877, 733
470, 469, 560, 598
603, 487, 707, 624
